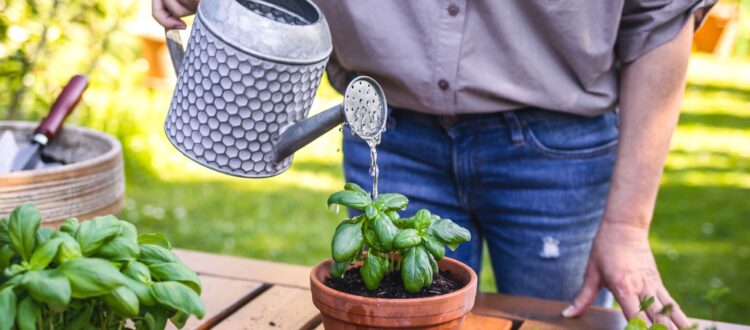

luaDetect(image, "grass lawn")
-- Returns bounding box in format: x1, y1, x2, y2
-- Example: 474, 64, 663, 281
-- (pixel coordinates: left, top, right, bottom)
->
115, 55, 749, 324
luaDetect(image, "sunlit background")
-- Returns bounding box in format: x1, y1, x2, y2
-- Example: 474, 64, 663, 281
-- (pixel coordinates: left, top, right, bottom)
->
1, 0, 748, 323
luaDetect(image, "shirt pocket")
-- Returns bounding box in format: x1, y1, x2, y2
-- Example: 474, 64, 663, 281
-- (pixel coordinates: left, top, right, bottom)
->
523, 111, 619, 160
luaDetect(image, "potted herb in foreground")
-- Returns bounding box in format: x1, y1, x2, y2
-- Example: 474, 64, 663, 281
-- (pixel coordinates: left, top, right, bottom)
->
0, 203, 204, 330
310, 183, 476, 329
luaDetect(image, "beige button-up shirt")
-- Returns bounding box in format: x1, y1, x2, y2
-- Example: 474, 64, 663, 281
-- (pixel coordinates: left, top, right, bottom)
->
314, 1, 715, 116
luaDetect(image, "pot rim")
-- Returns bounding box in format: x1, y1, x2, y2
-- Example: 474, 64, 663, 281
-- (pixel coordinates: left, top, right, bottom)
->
0, 121, 122, 180
310, 256, 478, 304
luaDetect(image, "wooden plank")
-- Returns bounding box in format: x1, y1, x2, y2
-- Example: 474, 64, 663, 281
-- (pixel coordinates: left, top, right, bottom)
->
165, 274, 266, 330
473, 292, 628, 330
691, 319, 750, 330
214, 285, 321, 330
174, 249, 311, 288
463, 312, 513, 330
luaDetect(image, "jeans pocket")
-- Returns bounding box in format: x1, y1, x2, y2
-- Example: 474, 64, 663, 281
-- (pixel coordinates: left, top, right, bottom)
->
523, 111, 619, 159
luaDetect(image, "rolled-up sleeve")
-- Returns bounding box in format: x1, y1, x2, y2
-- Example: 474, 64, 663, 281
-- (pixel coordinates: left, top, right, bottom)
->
617, 0, 717, 63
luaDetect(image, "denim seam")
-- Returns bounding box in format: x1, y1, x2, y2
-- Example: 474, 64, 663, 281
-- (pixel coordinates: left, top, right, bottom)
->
523, 126, 619, 160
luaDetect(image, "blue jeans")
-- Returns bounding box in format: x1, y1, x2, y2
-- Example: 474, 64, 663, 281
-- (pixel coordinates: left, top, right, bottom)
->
342, 107, 618, 305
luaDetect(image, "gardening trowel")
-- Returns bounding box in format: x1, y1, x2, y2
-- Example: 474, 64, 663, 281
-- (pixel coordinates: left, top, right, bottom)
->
10, 74, 88, 172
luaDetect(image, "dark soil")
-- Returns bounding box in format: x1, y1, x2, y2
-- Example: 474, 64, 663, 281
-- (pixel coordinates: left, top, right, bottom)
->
325, 267, 463, 299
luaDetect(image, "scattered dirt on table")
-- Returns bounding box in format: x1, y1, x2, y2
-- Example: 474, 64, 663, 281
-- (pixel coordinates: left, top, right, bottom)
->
325, 267, 463, 299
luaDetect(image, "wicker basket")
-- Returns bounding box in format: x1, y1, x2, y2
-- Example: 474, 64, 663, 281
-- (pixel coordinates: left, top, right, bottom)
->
0, 121, 125, 226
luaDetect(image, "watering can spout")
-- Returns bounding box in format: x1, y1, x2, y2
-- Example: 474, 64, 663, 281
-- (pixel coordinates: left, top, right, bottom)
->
274, 104, 343, 161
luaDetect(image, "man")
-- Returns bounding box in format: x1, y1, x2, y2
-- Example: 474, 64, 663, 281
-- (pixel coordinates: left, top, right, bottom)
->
153, 0, 715, 327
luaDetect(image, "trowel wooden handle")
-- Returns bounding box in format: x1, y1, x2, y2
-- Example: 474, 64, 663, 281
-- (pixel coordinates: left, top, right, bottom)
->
35, 75, 89, 141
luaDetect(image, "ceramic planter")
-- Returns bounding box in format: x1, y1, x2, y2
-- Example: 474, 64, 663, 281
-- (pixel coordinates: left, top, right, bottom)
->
310, 257, 478, 329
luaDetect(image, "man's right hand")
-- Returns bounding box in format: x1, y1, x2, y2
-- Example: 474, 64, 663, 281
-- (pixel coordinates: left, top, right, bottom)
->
152, 0, 200, 29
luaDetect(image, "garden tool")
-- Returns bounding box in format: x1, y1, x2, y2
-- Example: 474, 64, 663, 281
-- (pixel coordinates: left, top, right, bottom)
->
9, 75, 88, 172
165, 0, 388, 178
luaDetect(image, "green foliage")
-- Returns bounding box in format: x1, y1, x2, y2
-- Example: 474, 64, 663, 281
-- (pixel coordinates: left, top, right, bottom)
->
625, 296, 697, 330
0, 203, 204, 329
327, 183, 471, 293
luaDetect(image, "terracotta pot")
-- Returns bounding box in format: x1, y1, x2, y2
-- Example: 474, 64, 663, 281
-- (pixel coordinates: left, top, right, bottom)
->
310, 257, 478, 330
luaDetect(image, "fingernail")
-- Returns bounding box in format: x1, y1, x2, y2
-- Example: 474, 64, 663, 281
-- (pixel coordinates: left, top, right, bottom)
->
562, 305, 575, 318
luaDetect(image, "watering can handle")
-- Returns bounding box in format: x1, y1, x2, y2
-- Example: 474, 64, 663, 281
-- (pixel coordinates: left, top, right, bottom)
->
165, 29, 186, 76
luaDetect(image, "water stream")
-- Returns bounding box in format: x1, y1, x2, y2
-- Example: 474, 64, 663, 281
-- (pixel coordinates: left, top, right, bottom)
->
366, 137, 380, 199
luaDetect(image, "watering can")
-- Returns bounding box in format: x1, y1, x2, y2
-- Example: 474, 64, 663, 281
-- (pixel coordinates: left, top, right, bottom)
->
165, 0, 387, 178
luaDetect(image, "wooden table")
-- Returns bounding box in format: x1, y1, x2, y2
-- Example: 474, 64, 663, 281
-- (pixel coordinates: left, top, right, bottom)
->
171, 249, 748, 330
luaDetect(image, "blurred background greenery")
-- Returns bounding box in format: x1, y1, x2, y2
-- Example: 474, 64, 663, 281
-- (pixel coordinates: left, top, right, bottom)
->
1, 0, 749, 324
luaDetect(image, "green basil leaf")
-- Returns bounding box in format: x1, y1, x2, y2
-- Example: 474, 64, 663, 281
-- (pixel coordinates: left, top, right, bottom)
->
360, 252, 386, 291
137, 233, 172, 250
327, 190, 371, 211
0, 245, 15, 273
409, 209, 431, 231
0, 218, 9, 246
55, 233, 82, 264
393, 229, 421, 250
8, 203, 41, 262
372, 214, 398, 251
60, 258, 128, 298
344, 182, 368, 196
149, 262, 201, 294
374, 193, 408, 211
141, 306, 169, 330
97, 221, 139, 261
60, 218, 79, 236
427, 252, 439, 274
386, 210, 400, 220
23, 269, 71, 309
123, 277, 156, 306
102, 286, 140, 317
138, 244, 181, 265
429, 219, 471, 245
365, 205, 378, 220
125, 261, 152, 284
422, 235, 445, 260
639, 296, 655, 312
650, 324, 669, 330
65, 303, 93, 330
150, 281, 205, 319
16, 296, 40, 330
330, 260, 349, 278
331, 221, 363, 262
30, 238, 63, 270
171, 311, 190, 329
364, 229, 384, 253
36, 227, 55, 245
401, 246, 432, 293
75, 215, 122, 256
0, 286, 16, 330
624, 318, 649, 330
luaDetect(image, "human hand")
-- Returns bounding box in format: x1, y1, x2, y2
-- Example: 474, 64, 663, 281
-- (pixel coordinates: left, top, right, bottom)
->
562, 222, 691, 329
152, 0, 200, 29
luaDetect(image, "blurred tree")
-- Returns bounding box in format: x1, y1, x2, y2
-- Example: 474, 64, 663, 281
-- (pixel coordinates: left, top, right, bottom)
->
0, 0, 138, 120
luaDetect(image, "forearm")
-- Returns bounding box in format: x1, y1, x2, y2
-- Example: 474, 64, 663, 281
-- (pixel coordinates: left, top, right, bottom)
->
602, 16, 695, 234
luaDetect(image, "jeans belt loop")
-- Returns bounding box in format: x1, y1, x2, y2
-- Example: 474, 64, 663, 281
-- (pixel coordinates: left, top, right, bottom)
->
502, 111, 525, 146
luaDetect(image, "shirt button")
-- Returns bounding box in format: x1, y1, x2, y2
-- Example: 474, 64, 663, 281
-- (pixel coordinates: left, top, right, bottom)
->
438, 79, 450, 90
447, 4, 460, 16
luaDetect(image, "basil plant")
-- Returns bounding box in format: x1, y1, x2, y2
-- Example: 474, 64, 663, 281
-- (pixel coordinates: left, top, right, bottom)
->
0, 203, 205, 330
328, 183, 471, 293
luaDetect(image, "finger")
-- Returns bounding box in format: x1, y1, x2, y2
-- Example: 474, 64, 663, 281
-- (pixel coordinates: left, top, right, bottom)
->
176, 0, 199, 12
163, 0, 194, 18
563, 269, 601, 318
657, 288, 692, 329
152, 0, 187, 29
646, 297, 672, 329
617, 293, 642, 321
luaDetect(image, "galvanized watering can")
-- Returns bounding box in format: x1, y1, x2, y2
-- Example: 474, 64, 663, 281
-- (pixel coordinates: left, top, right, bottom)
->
165, 0, 387, 178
